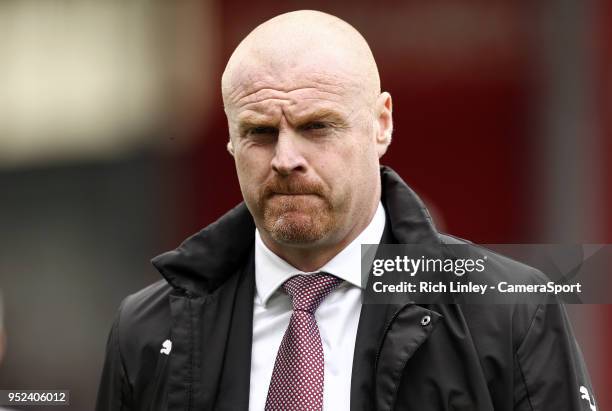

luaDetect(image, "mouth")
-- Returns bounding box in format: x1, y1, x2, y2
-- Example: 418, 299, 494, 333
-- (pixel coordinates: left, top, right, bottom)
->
270, 192, 318, 197
266, 193, 323, 206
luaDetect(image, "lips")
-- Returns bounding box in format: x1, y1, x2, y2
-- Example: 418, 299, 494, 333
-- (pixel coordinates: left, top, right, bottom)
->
271, 192, 316, 196
267, 191, 319, 198
268, 193, 320, 202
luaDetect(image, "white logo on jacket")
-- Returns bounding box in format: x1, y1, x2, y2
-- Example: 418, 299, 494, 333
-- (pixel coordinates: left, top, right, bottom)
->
160, 339, 172, 355
579, 385, 596, 411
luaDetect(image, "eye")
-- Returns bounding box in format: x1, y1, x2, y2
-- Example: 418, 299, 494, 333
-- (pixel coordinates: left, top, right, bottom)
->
247, 126, 278, 136
302, 122, 327, 131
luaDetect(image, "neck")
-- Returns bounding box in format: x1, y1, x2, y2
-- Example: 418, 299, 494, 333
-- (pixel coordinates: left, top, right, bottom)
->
259, 200, 380, 272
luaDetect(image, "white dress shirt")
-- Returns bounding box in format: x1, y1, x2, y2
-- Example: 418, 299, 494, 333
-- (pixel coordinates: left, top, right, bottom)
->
249, 202, 386, 411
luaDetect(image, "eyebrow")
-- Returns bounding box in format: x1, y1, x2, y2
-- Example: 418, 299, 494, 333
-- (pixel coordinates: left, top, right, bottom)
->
295, 108, 345, 124
237, 107, 345, 131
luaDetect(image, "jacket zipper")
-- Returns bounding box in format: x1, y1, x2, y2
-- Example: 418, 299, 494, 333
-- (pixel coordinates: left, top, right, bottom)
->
373, 304, 410, 371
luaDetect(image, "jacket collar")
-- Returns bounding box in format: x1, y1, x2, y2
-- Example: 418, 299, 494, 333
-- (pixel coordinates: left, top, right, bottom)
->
151, 165, 442, 296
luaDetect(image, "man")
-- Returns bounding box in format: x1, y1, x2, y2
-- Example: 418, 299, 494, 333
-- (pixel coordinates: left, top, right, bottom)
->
96, 10, 596, 411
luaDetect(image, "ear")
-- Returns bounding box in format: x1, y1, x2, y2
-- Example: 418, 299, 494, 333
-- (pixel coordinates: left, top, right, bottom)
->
374, 92, 393, 158
227, 139, 235, 156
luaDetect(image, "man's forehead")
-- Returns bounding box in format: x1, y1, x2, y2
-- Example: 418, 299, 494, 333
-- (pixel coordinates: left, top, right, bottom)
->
224, 50, 360, 105
226, 67, 355, 108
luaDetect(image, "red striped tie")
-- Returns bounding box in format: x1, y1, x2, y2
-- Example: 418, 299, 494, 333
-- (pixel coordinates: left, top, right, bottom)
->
265, 273, 343, 411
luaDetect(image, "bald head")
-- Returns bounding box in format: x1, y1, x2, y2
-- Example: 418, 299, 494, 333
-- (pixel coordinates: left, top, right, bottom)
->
221, 10, 380, 109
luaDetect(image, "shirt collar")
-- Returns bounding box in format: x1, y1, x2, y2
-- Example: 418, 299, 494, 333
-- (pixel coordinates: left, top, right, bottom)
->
254, 202, 386, 306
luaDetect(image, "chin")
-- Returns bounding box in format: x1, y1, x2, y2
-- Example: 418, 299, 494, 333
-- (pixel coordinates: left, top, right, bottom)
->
267, 214, 332, 245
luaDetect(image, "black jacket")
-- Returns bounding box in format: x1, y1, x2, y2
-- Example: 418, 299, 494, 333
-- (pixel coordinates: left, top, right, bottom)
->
96, 166, 596, 411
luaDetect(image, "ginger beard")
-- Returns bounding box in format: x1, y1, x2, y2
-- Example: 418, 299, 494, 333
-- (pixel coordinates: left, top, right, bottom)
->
255, 176, 344, 244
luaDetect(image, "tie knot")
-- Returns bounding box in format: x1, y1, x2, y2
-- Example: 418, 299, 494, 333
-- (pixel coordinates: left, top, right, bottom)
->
282, 273, 343, 313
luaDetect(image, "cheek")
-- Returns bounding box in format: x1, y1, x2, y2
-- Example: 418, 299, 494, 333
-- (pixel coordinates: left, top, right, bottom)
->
328, 136, 378, 194
235, 149, 271, 193
314, 143, 361, 192
235, 155, 251, 180
330, 135, 373, 171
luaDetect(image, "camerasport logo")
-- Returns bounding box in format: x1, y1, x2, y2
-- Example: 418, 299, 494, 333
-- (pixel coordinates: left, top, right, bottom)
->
160, 339, 172, 355
579, 386, 596, 411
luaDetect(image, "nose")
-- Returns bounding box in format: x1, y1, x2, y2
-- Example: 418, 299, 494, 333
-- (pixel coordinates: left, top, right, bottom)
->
270, 130, 307, 176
